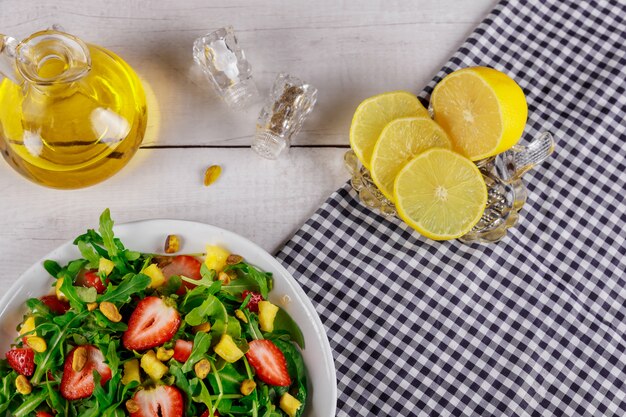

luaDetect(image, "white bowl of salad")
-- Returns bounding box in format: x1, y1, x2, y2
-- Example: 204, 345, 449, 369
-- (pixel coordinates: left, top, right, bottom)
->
0, 210, 336, 417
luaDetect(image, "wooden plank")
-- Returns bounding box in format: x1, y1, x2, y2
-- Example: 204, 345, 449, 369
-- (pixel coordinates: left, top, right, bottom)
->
0, 0, 496, 146
0, 147, 349, 282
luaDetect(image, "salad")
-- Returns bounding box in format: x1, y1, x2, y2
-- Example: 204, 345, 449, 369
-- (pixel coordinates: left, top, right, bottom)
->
0, 210, 307, 417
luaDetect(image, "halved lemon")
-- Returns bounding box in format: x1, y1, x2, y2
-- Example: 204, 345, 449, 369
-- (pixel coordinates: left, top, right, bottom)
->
431, 66, 527, 161
349, 91, 429, 169
371, 117, 451, 201
393, 148, 487, 240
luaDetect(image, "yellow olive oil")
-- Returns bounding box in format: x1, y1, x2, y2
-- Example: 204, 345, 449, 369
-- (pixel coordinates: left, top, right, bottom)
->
0, 45, 147, 189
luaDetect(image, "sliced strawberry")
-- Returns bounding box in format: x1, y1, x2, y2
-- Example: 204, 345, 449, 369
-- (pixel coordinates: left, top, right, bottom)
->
5, 347, 35, 377
161, 255, 202, 294
40, 295, 70, 315
173, 339, 193, 363
36, 412, 54, 417
246, 340, 291, 387
80, 270, 110, 294
130, 385, 183, 417
123, 297, 181, 351
200, 410, 220, 417
60, 345, 112, 400
241, 290, 264, 313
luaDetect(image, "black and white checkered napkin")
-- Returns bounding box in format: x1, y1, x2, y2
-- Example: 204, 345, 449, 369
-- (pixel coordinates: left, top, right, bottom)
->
277, 1, 626, 416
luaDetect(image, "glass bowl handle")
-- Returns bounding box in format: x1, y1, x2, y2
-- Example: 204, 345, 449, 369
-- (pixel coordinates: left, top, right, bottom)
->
498, 132, 555, 183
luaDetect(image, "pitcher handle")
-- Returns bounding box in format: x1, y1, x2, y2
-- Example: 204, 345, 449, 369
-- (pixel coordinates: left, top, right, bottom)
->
0, 35, 21, 84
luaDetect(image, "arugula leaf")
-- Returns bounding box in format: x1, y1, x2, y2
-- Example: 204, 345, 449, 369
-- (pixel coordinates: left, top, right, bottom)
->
271, 307, 306, 349
182, 332, 212, 373
60, 274, 87, 311
99, 208, 118, 258
12, 389, 48, 417
272, 339, 307, 415
185, 295, 227, 326
224, 263, 271, 298
43, 260, 62, 277
98, 273, 151, 303
78, 240, 100, 268
170, 362, 195, 415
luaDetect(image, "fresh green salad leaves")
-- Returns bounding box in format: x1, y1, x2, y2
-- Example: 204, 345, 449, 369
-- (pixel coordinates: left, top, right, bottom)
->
0, 210, 308, 417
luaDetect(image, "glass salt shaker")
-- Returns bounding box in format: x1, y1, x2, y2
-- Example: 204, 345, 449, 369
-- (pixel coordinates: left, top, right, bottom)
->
252, 73, 318, 159
193, 26, 258, 109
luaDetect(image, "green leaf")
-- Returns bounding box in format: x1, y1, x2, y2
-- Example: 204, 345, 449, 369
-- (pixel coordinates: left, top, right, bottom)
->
99, 208, 118, 258
185, 295, 227, 327
271, 307, 306, 349
224, 263, 271, 298
43, 260, 62, 277
98, 273, 151, 303
60, 273, 86, 311
220, 275, 261, 297
182, 332, 212, 373
78, 240, 100, 268
12, 389, 48, 417
272, 339, 307, 414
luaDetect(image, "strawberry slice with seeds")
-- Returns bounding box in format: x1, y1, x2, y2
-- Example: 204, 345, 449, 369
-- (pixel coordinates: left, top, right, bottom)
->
5, 347, 35, 377
173, 339, 193, 363
130, 385, 183, 417
79, 270, 110, 294
246, 340, 292, 386
161, 255, 202, 294
123, 296, 181, 351
60, 345, 112, 400
40, 295, 70, 315
241, 290, 264, 313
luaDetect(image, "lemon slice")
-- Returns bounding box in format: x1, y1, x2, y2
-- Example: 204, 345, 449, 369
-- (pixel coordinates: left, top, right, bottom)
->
371, 117, 451, 201
349, 91, 429, 169
393, 148, 487, 240
431, 66, 527, 161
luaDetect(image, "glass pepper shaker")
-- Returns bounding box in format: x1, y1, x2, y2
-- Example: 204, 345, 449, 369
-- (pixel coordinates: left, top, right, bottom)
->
252, 73, 317, 159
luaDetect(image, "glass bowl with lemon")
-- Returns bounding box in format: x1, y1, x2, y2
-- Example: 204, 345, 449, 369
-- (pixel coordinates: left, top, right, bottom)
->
345, 67, 555, 243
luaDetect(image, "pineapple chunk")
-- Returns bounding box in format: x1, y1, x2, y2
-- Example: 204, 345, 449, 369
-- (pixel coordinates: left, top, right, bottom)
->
122, 359, 141, 385
204, 245, 230, 272
20, 316, 36, 339
258, 301, 279, 333
143, 264, 166, 288
55, 278, 68, 301
214, 334, 244, 363
141, 351, 168, 380
280, 393, 302, 417
98, 258, 115, 276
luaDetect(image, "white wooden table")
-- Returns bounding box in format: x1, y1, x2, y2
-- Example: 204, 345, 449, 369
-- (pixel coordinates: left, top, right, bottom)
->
0, 0, 495, 282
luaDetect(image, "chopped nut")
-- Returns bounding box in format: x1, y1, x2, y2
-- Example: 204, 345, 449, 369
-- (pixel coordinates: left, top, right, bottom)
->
203, 165, 222, 187
164, 234, 181, 254
156, 346, 174, 361
235, 310, 248, 323
99, 302, 122, 323
72, 346, 88, 372
194, 358, 211, 379
15, 375, 32, 395
240, 379, 256, 396
126, 399, 140, 413
26, 336, 47, 353
192, 322, 211, 333
218, 271, 232, 285
226, 254, 243, 265
87, 302, 99, 312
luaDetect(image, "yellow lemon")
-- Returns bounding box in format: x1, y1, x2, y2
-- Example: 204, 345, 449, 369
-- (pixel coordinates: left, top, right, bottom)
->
371, 117, 451, 201
349, 91, 429, 169
393, 148, 487, 240
431, 66, 527, 161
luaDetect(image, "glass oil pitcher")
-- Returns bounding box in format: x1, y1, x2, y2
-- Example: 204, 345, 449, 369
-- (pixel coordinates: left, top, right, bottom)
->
0, 27, 147, 188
